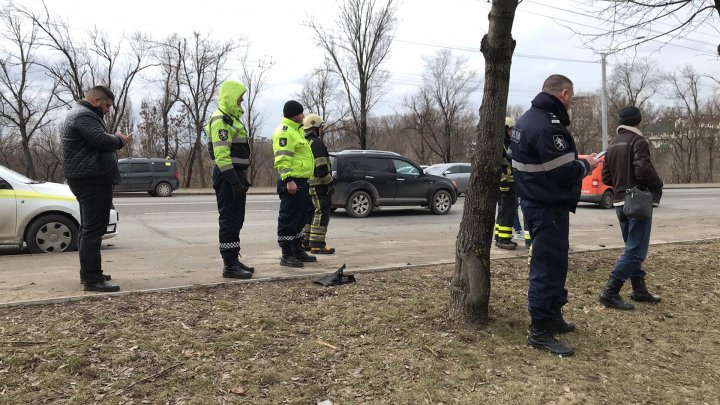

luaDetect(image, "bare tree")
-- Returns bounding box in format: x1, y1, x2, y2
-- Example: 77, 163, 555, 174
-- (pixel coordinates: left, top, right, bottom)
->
239, 54, 271, 185
450, 1, 518, 324
175, 32, 235, 188
87, 30, 153, 134
665, 65, 706, 183
400, 91, 438, 165
419, 49, 479, 163
16, 3, 90, 103
0, 6, 60, 178
149, 34, 182, 158
579, 1, 720, 52
296, 64, 348, 150
608, 58, 662, 112
311, 0, 397, 149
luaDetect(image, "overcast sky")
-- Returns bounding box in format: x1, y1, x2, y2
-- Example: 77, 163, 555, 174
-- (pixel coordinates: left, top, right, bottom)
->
13, 0, 720, 133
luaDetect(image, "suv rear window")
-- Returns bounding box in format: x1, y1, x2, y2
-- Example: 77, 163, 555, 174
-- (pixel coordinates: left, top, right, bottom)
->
365, 157, 392, 173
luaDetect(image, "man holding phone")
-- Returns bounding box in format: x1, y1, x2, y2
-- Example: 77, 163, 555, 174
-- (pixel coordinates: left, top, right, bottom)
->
63, 85, 130, 292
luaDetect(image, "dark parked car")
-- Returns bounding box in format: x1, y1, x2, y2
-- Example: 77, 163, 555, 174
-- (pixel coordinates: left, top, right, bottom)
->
424, 163, 471, 194
330, 150, 458, 218
116, 158, 180, 197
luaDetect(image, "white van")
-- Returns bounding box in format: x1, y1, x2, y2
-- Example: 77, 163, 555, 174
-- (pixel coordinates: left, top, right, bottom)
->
0, 165, 118, 253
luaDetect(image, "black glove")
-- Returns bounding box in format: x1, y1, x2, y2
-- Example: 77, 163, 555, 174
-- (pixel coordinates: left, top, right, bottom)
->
327, 184, 336, 197
231, 183, 245, 200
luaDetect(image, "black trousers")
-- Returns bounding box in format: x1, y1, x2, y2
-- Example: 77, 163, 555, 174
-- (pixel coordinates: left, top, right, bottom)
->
277, 178, 309, 247
213, 167, 247, 261
521, 199, 570, 321
68, 183, 113, 283
495, 184, 516, 243
303, 185, 332, 248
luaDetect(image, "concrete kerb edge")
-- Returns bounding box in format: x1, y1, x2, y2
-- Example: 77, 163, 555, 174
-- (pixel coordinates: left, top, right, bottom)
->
1, 238, 715, 309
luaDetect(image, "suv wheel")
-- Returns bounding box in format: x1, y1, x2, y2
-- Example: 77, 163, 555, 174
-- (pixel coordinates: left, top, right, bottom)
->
155, 182, 173, 197
430, 189, 452, 215
26, 214, 78, 253
346, 190, 373, 218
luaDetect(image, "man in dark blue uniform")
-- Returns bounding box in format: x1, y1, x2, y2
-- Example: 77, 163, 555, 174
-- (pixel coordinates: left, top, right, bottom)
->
511, 74, 600, 356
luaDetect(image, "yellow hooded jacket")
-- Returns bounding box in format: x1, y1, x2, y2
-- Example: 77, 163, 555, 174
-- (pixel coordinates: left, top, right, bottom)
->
206, 81, 250, 185
272, 117, 314, 181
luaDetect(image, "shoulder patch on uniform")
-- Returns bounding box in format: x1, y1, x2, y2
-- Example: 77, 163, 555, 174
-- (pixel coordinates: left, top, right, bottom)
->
282, 125, 288, 132
218, 129, 228, 141
553, 134, 568, 151
279, 137, 287, 147
511, 127, 522, 143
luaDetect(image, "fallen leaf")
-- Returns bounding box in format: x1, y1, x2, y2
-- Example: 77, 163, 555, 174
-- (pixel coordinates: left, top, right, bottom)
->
230, 385, 246, 395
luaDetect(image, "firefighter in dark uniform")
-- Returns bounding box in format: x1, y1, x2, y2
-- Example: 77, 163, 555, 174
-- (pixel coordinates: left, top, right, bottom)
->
512, 74, 600, 356
207, 80, 253, 279
302, 113, 336, 254
495, 116, 518, 250
272, 100, 317, 267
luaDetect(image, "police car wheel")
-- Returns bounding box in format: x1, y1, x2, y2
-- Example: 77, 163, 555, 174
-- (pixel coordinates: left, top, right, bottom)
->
155, 182, 173, 197
26, 214, 78, 254
430, 190, 452, 215
600, 190, 613, 209
346, 190, 372, 218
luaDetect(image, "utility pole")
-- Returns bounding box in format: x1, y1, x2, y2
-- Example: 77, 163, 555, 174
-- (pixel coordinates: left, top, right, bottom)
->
601, 53, 608, 150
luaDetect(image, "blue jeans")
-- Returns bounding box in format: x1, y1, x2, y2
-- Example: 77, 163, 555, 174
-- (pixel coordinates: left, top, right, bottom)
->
610, 206, 653, 281
513, 197, 522, 232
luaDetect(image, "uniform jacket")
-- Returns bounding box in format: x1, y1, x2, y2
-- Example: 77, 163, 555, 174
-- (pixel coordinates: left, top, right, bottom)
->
62, 100, 124, 185
206, 81, 251, 185
511, 92, 590, 210
272, 117, 314, 181
305, 129, 334, 187
602, 125, 663, 205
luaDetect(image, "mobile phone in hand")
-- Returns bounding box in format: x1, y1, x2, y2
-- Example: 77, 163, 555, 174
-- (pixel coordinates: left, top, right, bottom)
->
595, 150, 607, 159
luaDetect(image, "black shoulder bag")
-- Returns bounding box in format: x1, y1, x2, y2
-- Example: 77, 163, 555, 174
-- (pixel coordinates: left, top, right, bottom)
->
622, 136, 653, 220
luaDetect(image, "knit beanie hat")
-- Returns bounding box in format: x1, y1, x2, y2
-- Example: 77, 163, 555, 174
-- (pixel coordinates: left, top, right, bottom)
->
618, 106, 642, 126
283, 100, 304, 118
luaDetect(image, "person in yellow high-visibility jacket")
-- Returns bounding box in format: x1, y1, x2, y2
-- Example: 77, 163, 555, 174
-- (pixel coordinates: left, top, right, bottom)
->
272, 100, 315, 268
206, 80, 253, 279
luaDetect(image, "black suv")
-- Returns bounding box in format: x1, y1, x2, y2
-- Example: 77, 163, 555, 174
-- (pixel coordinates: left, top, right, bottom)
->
330, 150, 458, 218
116, 158, 180, 197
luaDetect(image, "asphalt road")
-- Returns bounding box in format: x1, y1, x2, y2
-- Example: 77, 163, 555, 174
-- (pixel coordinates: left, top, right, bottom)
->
1, 188, 719, 305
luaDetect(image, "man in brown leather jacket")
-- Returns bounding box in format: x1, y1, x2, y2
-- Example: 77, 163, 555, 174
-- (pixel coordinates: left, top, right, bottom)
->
599, 106, 663, 310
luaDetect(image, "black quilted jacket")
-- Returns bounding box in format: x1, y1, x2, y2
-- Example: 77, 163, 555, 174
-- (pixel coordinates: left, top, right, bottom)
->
62, 101, 124, 185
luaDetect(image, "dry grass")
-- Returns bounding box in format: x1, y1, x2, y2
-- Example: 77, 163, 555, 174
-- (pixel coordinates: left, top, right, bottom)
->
1, 241, 719, 404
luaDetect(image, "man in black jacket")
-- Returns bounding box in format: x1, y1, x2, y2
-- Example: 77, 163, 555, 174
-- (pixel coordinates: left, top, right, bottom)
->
599, 106, 663, 310
63, 85, 130, 292
512, 74, 600, 356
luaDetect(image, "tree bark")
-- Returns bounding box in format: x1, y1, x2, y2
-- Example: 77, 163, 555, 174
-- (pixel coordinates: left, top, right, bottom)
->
450, 0, 517, 325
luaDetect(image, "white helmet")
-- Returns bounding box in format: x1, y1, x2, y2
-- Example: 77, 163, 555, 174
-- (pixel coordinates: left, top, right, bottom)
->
505, 116, 516, 128
303, 113, 325, 129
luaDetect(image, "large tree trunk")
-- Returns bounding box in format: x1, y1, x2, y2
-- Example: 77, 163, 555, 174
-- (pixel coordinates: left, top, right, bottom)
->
450, 0, 517, 325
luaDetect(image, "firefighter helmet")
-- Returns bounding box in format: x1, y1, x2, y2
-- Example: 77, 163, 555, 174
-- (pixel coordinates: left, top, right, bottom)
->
303, 113, 325, 129
505, 117, 516, 128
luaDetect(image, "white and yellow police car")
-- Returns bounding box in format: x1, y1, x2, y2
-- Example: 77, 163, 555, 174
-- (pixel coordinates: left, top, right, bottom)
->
0, 164, 118, 253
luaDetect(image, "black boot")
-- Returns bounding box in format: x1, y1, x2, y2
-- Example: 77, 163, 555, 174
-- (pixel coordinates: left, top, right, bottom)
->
83, 280, 120, 293
630, 277, 661, 303
549, 318, 576, 334
599, 276, 635, 310
292, 241, 317, 262
280, 244, 304, 268
495, 239, 517, 250
222, 257, 253, 279
527, 319, 574, 357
